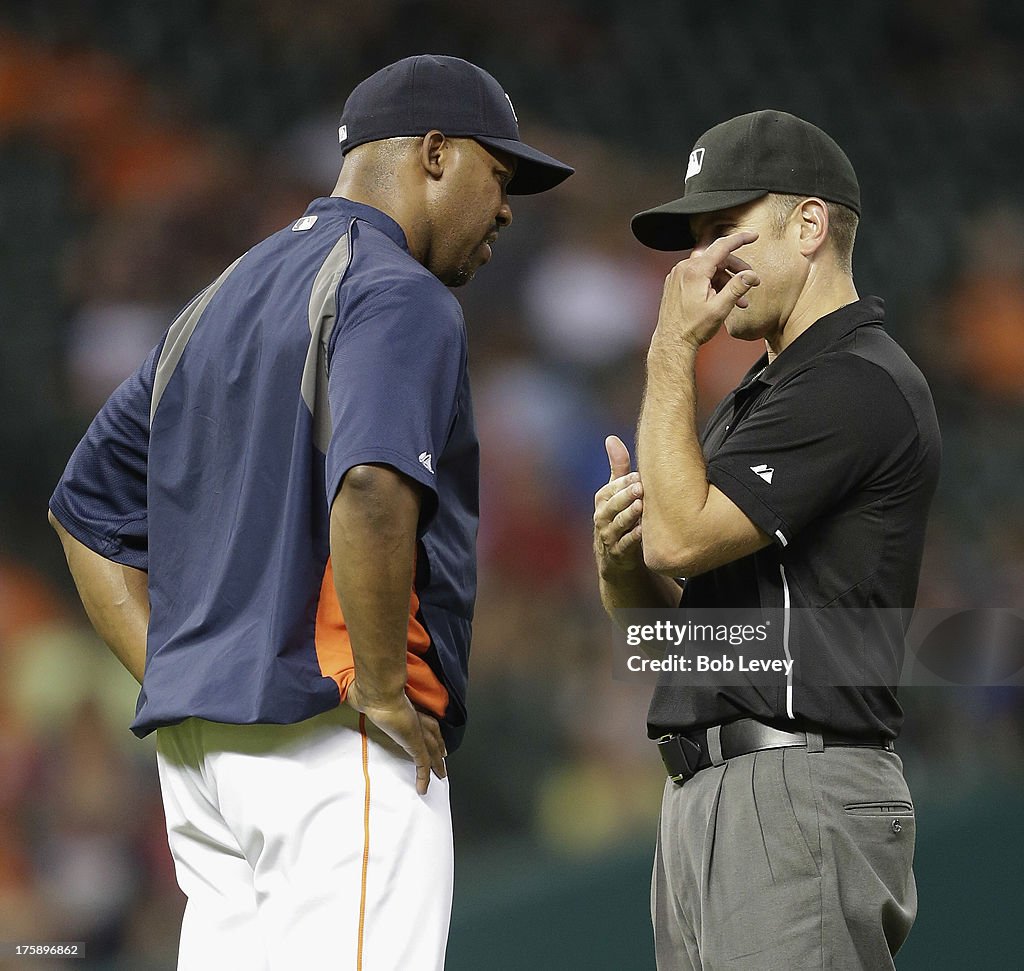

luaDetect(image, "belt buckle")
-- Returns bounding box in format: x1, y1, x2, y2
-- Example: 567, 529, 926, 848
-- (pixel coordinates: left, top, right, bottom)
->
658, 733, 703, 786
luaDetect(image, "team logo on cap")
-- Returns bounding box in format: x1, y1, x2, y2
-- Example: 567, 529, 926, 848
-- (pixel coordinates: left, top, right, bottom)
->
685, 147, 705, 181
504, 93, 518, 123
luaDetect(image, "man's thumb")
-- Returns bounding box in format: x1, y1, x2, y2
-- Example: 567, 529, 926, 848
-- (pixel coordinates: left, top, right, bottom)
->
605, 435, 633, 480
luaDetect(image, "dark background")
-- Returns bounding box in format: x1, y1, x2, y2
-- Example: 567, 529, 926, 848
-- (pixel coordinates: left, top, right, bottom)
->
1, 1, 1022, 967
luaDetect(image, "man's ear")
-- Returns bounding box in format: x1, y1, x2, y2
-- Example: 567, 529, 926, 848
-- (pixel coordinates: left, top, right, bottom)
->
797, 197, 829, 257
419, 130, 447, 181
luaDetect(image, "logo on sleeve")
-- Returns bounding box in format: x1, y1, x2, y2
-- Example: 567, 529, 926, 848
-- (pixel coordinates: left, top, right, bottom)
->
685, 148, 705, 181
418, 452, 434, 474
750, 464, 774, 484
292, 215, 318, 232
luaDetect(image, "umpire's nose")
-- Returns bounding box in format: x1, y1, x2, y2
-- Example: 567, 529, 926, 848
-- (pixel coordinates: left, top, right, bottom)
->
497, 200, 513, 229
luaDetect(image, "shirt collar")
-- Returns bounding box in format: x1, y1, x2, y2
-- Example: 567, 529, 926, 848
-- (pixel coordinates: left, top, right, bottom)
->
304, 196, 410, 252
739, 296, 887, 391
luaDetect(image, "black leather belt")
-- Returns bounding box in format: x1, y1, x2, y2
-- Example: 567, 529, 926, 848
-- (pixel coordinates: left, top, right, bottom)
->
658, 718, 895, 786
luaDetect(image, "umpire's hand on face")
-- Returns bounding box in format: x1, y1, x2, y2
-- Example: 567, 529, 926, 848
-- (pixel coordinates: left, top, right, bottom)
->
653, 231, 760, 350
594, 435, 645, 579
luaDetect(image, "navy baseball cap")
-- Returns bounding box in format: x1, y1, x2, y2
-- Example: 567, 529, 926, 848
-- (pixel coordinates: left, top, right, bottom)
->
631, 110, 861, 250
338, 54, 574, 195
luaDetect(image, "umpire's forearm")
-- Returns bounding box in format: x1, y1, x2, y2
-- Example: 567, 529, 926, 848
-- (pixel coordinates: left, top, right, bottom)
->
637, 340, 709, 572
329, 464, 423, 705
48, 511, 148, 683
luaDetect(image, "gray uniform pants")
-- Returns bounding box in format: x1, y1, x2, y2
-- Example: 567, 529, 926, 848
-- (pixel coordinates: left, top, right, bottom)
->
652, 743, 917, 970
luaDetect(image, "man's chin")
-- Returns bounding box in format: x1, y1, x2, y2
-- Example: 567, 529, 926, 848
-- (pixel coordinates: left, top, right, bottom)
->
724, 313, 766, 341
443, 257, 481, 288
444, 266, 476, 288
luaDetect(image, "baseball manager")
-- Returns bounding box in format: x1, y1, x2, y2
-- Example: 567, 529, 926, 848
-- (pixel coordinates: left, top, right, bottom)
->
594, 110, 939, 969
49, 54, 572, 971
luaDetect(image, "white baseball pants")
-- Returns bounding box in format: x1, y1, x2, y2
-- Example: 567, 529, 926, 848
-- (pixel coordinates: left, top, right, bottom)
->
155, 705, 453, 971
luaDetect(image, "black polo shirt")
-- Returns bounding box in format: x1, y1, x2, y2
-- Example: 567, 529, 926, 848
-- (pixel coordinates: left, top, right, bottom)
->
647, 296, 941, 741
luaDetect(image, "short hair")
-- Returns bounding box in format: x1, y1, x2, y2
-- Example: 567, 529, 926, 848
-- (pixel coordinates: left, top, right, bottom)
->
768, 193, 858, 274
344, 136, 421, 191
372, 136, 421, 164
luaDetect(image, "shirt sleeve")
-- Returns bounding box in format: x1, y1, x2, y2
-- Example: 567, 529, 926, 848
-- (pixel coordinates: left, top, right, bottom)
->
48, 339, 164, 571
706, 354, 918, 548
325, 274, 465, 529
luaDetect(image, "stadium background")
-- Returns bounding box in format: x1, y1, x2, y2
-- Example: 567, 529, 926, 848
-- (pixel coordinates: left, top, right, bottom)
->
1, 1, 1022, 967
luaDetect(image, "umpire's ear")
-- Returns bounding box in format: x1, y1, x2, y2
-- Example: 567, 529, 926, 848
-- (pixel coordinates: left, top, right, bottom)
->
796, 197, 829, 258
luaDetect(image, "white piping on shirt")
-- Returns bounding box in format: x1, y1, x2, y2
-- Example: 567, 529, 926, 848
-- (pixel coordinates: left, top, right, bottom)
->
780, 563, 795, 719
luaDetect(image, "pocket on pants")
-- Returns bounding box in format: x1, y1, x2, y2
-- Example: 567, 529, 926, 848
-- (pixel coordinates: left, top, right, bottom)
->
844, 800, 914, 817
838, 791, 916, 892
842, 800, 916, 845
778, 750, 823, 877
839, 796, 917, 896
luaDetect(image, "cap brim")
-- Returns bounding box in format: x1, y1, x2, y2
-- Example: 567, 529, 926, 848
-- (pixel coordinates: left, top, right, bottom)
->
475, 135, 574, 195
630, 189, 769, 250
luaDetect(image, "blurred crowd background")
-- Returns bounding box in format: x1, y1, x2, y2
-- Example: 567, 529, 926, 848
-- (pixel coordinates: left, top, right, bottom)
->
1, 1, 1022, 968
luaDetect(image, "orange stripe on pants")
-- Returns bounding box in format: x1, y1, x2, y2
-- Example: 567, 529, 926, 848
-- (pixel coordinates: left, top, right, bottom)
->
357, 713, 370, 971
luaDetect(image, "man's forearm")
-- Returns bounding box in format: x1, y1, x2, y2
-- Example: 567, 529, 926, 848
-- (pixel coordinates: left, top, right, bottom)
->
636, 240, 771, 577
637, 340, 710, 570
49, 512, 148, 683
329, 465, 422, 705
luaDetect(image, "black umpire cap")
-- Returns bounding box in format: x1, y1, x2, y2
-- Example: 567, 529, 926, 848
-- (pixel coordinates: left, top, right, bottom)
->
338, 54, 575, 195
631, 109, 860, 250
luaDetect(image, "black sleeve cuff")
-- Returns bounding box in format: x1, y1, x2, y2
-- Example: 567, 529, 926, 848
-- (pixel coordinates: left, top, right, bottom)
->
707, 464, 792, 548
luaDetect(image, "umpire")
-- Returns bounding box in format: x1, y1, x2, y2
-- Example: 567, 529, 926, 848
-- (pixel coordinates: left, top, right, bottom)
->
594, 110, 940, 969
